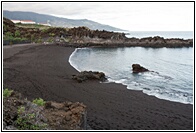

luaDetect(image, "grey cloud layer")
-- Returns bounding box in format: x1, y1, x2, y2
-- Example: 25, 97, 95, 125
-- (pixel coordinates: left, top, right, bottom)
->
3, 2, 194, 31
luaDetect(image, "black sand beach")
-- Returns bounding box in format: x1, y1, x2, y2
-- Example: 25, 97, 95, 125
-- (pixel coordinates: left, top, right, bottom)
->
3, 44, 193, 130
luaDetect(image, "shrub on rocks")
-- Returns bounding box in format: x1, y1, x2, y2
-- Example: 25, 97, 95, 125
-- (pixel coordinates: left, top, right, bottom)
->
3, 90, 87, 130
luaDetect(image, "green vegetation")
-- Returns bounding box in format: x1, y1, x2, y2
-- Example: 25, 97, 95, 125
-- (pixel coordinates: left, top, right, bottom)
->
3, 88, 48, 130
31, 35, 35, 42
47, 37, 54, 43
3, 18, 71, 45
3, 24, 9, 31
32, 98, 46, 106
3, 88, 13, 98
17, 106, 25, 114
14, 30, 21, 37
41, 28, 48, 33
3, 31, 28, 44
35, 37, 43, 43
49, 33, 55, 37
3, 18, 51, 45
5, 31, 13, 37
16, 106, 47, 130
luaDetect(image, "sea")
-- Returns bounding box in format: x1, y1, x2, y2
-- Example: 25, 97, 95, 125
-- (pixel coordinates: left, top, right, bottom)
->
69, 31, 194, 104
125, 31, 193, 39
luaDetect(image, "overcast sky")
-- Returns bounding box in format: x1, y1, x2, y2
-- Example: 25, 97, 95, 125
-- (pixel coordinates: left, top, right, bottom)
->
3, 2, 194, 31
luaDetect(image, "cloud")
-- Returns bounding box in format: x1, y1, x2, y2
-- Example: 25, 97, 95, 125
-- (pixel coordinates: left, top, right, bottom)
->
3, 2, 101, 16
3, 2, 194, 31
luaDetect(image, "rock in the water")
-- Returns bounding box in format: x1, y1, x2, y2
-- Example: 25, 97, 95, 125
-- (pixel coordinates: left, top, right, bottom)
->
132, 64, 149, 73
72, 71, 107, 83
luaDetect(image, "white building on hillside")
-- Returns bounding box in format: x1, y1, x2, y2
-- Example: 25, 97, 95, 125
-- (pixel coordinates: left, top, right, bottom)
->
11, 20, 36, 24
11, 20, 21, 23
20, 20, 36, 24
39, 23, 51, 26
38, 20, 51, 26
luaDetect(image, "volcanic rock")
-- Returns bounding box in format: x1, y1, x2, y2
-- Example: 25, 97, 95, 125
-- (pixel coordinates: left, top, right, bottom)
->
132, 64, 149, 73
43, 101, 87, 130
3, 90, 87, 130
72, 71, 107, 83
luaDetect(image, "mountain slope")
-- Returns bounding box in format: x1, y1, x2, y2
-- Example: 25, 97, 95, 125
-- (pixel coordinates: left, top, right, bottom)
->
3, 10, 124, 31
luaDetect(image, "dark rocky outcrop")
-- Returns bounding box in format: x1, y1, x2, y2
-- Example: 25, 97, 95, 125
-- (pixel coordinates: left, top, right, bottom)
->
72, 71, 107, 83
67, 26, 126, 40
3, 90, 87, 130
3, 17, 193, 48
3, 91, 23, 130
43, 101, 87, 130
3, 17, 15, 32
62, 33, 193, 48
132, 64, 149, 73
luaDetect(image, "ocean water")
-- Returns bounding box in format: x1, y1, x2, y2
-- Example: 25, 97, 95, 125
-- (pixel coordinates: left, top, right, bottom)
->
69, 47, 193, 104
124, 31, 193, 39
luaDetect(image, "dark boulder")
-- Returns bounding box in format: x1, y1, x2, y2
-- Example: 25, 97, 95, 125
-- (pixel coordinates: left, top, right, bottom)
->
132, 64, 149, 73
72, 71, 107, 83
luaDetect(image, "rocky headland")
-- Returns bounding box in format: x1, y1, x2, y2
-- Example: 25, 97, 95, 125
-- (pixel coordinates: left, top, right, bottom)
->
3, 17, 193, 48
63, 27, 193, 48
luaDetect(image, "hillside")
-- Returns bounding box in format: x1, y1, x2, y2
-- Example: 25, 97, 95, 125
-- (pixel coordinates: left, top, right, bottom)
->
3, 17, 126, 45
3, 10, 124, 31
3, 17, 192, 48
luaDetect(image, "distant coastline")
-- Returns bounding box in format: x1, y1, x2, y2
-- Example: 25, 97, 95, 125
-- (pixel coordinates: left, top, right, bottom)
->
3, 17, 193, 48
125, 31, 193, 39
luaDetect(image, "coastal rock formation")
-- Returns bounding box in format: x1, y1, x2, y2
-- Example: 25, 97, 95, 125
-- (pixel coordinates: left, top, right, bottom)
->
64, 35, 193, 48
123, 36, 192, 48
3, 17, 193, 48
3, 91, 24, 130
43, 101, 87, 130
72, 71, 107, 83
132, 64, 149, 73
67, 26, 126, 40
3, 90, 48, 130
3, 90, 87, 130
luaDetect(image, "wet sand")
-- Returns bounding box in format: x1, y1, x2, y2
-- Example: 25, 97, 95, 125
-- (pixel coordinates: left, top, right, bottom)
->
3, 44, 193, 130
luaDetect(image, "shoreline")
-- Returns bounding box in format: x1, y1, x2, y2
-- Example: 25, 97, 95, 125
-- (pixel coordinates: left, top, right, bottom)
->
68, 46, 193, 105
3, 44, 193, 130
